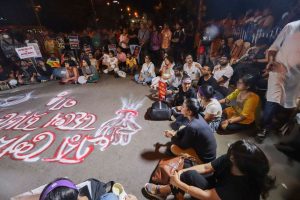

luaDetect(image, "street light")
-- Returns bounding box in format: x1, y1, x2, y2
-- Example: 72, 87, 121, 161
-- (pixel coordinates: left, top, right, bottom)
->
127, 6, 131, 12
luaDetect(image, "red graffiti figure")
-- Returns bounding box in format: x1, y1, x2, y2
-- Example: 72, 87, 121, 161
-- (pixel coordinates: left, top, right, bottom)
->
91, 109, 141, 151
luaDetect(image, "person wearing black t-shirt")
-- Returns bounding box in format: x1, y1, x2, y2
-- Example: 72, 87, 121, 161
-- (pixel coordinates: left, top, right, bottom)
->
144, 98, 217, 199
128, 24, 139, 45
145, 140, 275, 200
173, 77, 197, 106
171, 23, 185, 63
174, 140, 276, 200
197, 65, 218, 89
197, 65, 225, 100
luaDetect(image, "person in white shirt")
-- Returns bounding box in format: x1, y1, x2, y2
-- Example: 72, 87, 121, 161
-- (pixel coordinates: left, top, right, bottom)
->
198, 85, 222, 133
103, 50, 126, 78
256, 20, 300, 142
168, 66, 183, 90
151, 56, 175, 90
135, 55, 156, 85
183, 54, 202, 86
213, 55, 233, 96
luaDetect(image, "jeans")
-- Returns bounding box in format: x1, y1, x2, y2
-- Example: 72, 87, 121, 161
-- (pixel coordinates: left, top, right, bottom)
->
134, 74, 152, 84
37, 76, 50, 82
262, 101, 281, 130
52, 68, 66, 78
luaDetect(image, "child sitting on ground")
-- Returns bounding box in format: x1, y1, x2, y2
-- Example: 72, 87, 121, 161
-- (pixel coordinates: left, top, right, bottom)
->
103, 50, 126, 78
126, 52, 138, 75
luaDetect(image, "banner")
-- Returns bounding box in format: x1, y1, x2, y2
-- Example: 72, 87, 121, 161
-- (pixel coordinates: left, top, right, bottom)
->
27, 43, 42, 58
15, 46, 38, 59
68, 35, 80, 49
158, 80, 167, 101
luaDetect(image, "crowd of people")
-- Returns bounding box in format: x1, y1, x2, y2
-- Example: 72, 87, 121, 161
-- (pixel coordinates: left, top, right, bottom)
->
1, 3, 300, 200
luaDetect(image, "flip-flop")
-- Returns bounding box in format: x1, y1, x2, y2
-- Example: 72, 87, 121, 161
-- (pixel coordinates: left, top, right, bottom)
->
144, 183, 166, 200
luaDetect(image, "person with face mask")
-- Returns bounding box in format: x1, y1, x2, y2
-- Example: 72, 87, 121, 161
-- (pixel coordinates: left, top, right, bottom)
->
219, 74, 259, 131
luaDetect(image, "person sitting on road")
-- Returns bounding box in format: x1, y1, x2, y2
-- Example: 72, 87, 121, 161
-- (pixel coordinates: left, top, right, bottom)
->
60, 61, 79, 84
103, 50, 126, 78
81, 57, 99, 83
219, 74, 259, 131
134, 55, 156, 85
145, 140, 275, 200
164, 98, 217, 164
151, 56, 175, 90
144, 98, 217, 200
198, 85, 222, 133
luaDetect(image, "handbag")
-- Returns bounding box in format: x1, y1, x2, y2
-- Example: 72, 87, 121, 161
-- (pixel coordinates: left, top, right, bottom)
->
149, 101, 171, 121
151, 156, 185, 185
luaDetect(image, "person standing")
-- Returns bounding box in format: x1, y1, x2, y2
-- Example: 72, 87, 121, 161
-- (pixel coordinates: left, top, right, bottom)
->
171, 23, 185, 64
119, 28, 129, 52
150, 25, 162, 67
138, 23, 150, 61
256, 20, 300, 142
161, 24, 172, 55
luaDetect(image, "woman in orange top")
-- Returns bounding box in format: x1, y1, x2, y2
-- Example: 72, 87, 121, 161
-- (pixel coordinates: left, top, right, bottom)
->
161, 23, 172, 52
219, 74, 259, 131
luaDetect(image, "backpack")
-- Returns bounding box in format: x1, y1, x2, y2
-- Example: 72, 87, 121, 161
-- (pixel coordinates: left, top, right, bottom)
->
149, 101, 172, 121
87, 178, 115, 200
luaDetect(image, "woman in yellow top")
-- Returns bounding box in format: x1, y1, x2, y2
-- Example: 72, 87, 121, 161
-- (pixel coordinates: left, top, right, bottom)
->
219, 74, 259, 131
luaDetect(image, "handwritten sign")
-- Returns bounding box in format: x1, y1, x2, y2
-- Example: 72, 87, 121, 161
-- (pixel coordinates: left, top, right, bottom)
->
15, 46, 38, 59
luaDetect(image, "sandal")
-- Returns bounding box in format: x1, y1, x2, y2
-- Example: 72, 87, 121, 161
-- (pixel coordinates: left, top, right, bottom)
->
144, 183, 166, 200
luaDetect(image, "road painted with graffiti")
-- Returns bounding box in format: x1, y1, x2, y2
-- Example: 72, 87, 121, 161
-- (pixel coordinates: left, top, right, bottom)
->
0, 91, 142, 164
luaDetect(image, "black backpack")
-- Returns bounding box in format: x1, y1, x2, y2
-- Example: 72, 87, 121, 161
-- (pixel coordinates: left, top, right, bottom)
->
86, 178, 115, 200
149, 101, 172, 121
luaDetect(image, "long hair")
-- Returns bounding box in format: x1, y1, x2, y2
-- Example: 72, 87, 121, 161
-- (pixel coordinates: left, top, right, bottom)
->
40, 178, 78, 200
227, 140, 276, 199
82, 57, 91, 66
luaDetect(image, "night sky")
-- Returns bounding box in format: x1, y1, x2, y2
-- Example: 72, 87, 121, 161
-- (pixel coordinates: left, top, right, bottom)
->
0, 0, 297, 32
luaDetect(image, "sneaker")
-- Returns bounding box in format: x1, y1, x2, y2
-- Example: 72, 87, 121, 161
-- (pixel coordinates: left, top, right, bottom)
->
142, 82, 147, 86
103, 69, 109, 74
255, 129, 268, 143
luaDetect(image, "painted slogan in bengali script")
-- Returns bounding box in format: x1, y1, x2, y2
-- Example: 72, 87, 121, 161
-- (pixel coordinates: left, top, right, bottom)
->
0, 91, 142, 164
